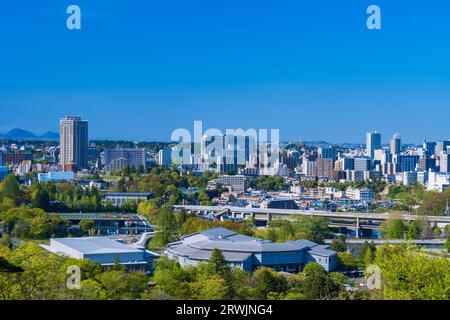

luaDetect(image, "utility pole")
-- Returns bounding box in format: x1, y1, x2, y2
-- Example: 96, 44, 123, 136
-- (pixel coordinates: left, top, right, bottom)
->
445, 199, 449, 216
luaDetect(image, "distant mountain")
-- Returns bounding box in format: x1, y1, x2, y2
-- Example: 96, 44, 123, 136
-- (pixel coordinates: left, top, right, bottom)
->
40, 131, 60, 140
0, 128, 59, 140
1, 128, 36, 139
303, 140, 332, 147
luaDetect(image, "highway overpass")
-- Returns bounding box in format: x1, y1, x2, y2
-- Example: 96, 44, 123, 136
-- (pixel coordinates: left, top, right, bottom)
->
174, 205, 450, 238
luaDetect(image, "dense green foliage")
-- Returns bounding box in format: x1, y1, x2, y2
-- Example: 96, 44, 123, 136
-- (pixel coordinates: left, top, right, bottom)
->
255, 217, 331, 244
379, 214, 440, 240
149, 254, 357, 300
0, 242, 150, 300
374, 244, 450, 300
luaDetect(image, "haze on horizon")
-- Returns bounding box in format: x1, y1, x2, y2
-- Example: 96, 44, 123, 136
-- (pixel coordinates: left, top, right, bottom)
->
1, 1, 450, 143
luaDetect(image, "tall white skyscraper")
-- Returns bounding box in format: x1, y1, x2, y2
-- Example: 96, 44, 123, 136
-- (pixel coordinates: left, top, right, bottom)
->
366, 131, 381, 159
390, 133, 401, 156
59, 116, 89, 169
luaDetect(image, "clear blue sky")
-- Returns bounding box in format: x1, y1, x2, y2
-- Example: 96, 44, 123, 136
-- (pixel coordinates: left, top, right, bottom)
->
1, 0, 449, 143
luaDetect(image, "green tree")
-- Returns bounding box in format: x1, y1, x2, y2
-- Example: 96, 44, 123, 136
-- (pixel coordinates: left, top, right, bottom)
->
151, 206, 178, 248
32, 186, 50, 211
152, 256, 187, 298
299, 263, 340, 300
374, 244, 450, 300
79, 220, 95, 235
330, 235, 347, 252
0, 174, 21, 204
208, 249, 231, 280
253, 268, 288, 300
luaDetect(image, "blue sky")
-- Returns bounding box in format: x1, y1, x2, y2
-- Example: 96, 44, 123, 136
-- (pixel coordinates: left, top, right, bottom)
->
0, 0, 449, 143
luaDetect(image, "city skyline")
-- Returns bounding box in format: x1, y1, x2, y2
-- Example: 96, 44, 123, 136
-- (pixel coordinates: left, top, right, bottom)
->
1, 1, 450, 142
0, 118, 449, 145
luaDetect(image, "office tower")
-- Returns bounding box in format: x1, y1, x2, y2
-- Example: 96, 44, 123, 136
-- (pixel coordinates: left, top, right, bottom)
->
390, 133, 401, 156
440, 153, 450, 173
339, 157, 355, 171
201, 134, 256, 169
366, 131, 382, 158
354, 158, 371, 171
423, 140, 436, 156
418, 154, 436, 172
435, 140, 450, 155
318, 146, 337, 160
59, 116, 88, 169
393, 155, 420, 173
104, 148, 146, 169
158, 149, 173, 166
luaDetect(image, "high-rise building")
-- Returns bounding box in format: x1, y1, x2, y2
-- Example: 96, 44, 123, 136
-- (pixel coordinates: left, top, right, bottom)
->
366, 131, 382, 158
314, 158, 336, 180
104, 148, 146, 170
393, 155, 420, 173
318, 146, 337, 160
59, 116, 89, 169
158, 149, 173, 166
354, 158, 371, 171
390, 133, 401, 156
440, 153, 450, 173
436, 140, 450, 155
423, 140, 436, 156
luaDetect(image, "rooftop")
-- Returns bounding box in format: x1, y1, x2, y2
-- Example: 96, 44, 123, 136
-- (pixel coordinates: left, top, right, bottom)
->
50, 237, 142, 255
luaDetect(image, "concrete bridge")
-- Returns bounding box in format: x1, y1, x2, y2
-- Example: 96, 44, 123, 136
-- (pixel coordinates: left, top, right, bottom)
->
173, 205, 450, 238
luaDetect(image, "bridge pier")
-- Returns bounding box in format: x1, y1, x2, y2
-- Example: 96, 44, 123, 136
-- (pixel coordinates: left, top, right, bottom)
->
356, 218, 360, 239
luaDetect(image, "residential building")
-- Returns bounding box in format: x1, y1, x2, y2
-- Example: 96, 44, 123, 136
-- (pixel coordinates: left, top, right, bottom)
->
60, 116, 89, 169
346, 188, 374, 201
2, 152, 32, 165
104, 148, 146, 170
261, 198, 299, 210
314, 158, 335, 180
217, 175, 246, 193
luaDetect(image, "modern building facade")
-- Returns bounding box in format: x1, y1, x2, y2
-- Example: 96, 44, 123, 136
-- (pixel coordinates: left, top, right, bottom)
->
166, 228, 338, 273
390, 133, 401, 156
104, 148, 146, 171
60, 116, 89, 169
217, 175, 246, 193
366, 131, 382, 158
158, 149, 172, 166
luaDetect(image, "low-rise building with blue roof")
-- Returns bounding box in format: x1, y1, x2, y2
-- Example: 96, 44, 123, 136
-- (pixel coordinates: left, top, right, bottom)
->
41, 237, 160, 273
166, 227, 338, 273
